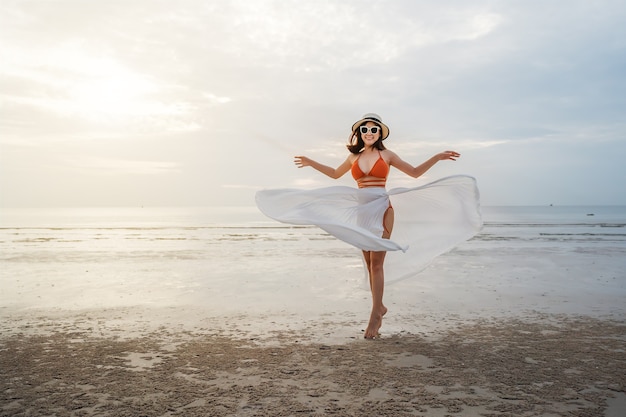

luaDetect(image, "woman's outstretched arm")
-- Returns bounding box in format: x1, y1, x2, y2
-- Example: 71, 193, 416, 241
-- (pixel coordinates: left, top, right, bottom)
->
294, 155, 354, 179
389, 150, 460, 179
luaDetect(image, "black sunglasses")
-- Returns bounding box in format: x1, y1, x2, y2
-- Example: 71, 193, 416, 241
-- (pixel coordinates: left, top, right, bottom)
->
359, 126, 380, 134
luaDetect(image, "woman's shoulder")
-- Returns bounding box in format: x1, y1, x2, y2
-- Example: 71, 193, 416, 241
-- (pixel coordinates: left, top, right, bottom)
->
381, 148, 399, 160
346, 152, 359, 164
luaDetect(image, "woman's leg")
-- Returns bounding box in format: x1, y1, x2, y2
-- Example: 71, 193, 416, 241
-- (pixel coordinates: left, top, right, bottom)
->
364, 206, 394, 339
362, 250, 372, 289
364, 250, 388, 338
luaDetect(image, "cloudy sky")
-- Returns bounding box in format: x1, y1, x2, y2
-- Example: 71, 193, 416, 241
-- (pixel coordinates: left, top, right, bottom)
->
1, 0, 625, 208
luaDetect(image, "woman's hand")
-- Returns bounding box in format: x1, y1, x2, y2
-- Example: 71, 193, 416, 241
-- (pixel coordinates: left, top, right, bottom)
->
294, 156, 312, 168
436, 151, 460, 161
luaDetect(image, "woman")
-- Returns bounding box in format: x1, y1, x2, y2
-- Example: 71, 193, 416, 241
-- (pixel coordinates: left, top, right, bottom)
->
256, 113, 481, 339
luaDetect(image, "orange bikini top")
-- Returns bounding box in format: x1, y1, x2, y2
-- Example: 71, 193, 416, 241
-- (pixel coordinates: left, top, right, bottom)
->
351, 151, 389, 188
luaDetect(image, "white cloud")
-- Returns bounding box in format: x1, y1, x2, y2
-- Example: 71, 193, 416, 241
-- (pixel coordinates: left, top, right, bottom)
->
293, 178, 325, 188
221, 184, 260, 190
459, 13, 502, 41
193, 1, 504, 72
66, 157, 181, 176
203, 93, 232, 104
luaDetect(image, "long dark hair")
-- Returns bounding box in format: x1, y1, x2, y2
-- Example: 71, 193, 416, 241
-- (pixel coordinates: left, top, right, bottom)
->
346, 123, 387, 154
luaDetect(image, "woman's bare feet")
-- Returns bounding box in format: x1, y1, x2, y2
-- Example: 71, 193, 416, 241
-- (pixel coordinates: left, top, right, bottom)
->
364, 306, 388, 339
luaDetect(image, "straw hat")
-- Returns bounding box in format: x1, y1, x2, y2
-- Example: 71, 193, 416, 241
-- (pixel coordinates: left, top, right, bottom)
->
351, 113, 390, 140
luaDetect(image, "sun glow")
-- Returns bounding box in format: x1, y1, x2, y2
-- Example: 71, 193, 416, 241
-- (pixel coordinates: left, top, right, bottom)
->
65, 60, 170, 120
69, 73, 153, 116
15, 43, 181, 121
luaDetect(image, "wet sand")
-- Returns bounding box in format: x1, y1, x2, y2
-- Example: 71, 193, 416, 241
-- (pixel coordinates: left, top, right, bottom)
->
2, 311, 624, 417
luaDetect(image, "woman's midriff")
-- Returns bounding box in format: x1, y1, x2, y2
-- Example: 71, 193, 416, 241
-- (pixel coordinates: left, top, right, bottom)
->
356, 177, 387, 189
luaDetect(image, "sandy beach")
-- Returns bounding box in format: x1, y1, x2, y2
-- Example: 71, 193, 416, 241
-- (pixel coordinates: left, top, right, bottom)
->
1, 309, 625, 417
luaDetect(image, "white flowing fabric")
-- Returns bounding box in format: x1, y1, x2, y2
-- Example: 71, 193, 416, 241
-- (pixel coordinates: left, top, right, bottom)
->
255, 175, 482, 283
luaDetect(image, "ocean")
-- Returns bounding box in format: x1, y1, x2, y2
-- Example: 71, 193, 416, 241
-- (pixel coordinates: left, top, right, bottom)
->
1, 205, 625, 337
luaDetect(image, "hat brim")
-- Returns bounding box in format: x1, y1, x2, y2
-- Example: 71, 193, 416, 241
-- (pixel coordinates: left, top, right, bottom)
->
352, 118, 390, 139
